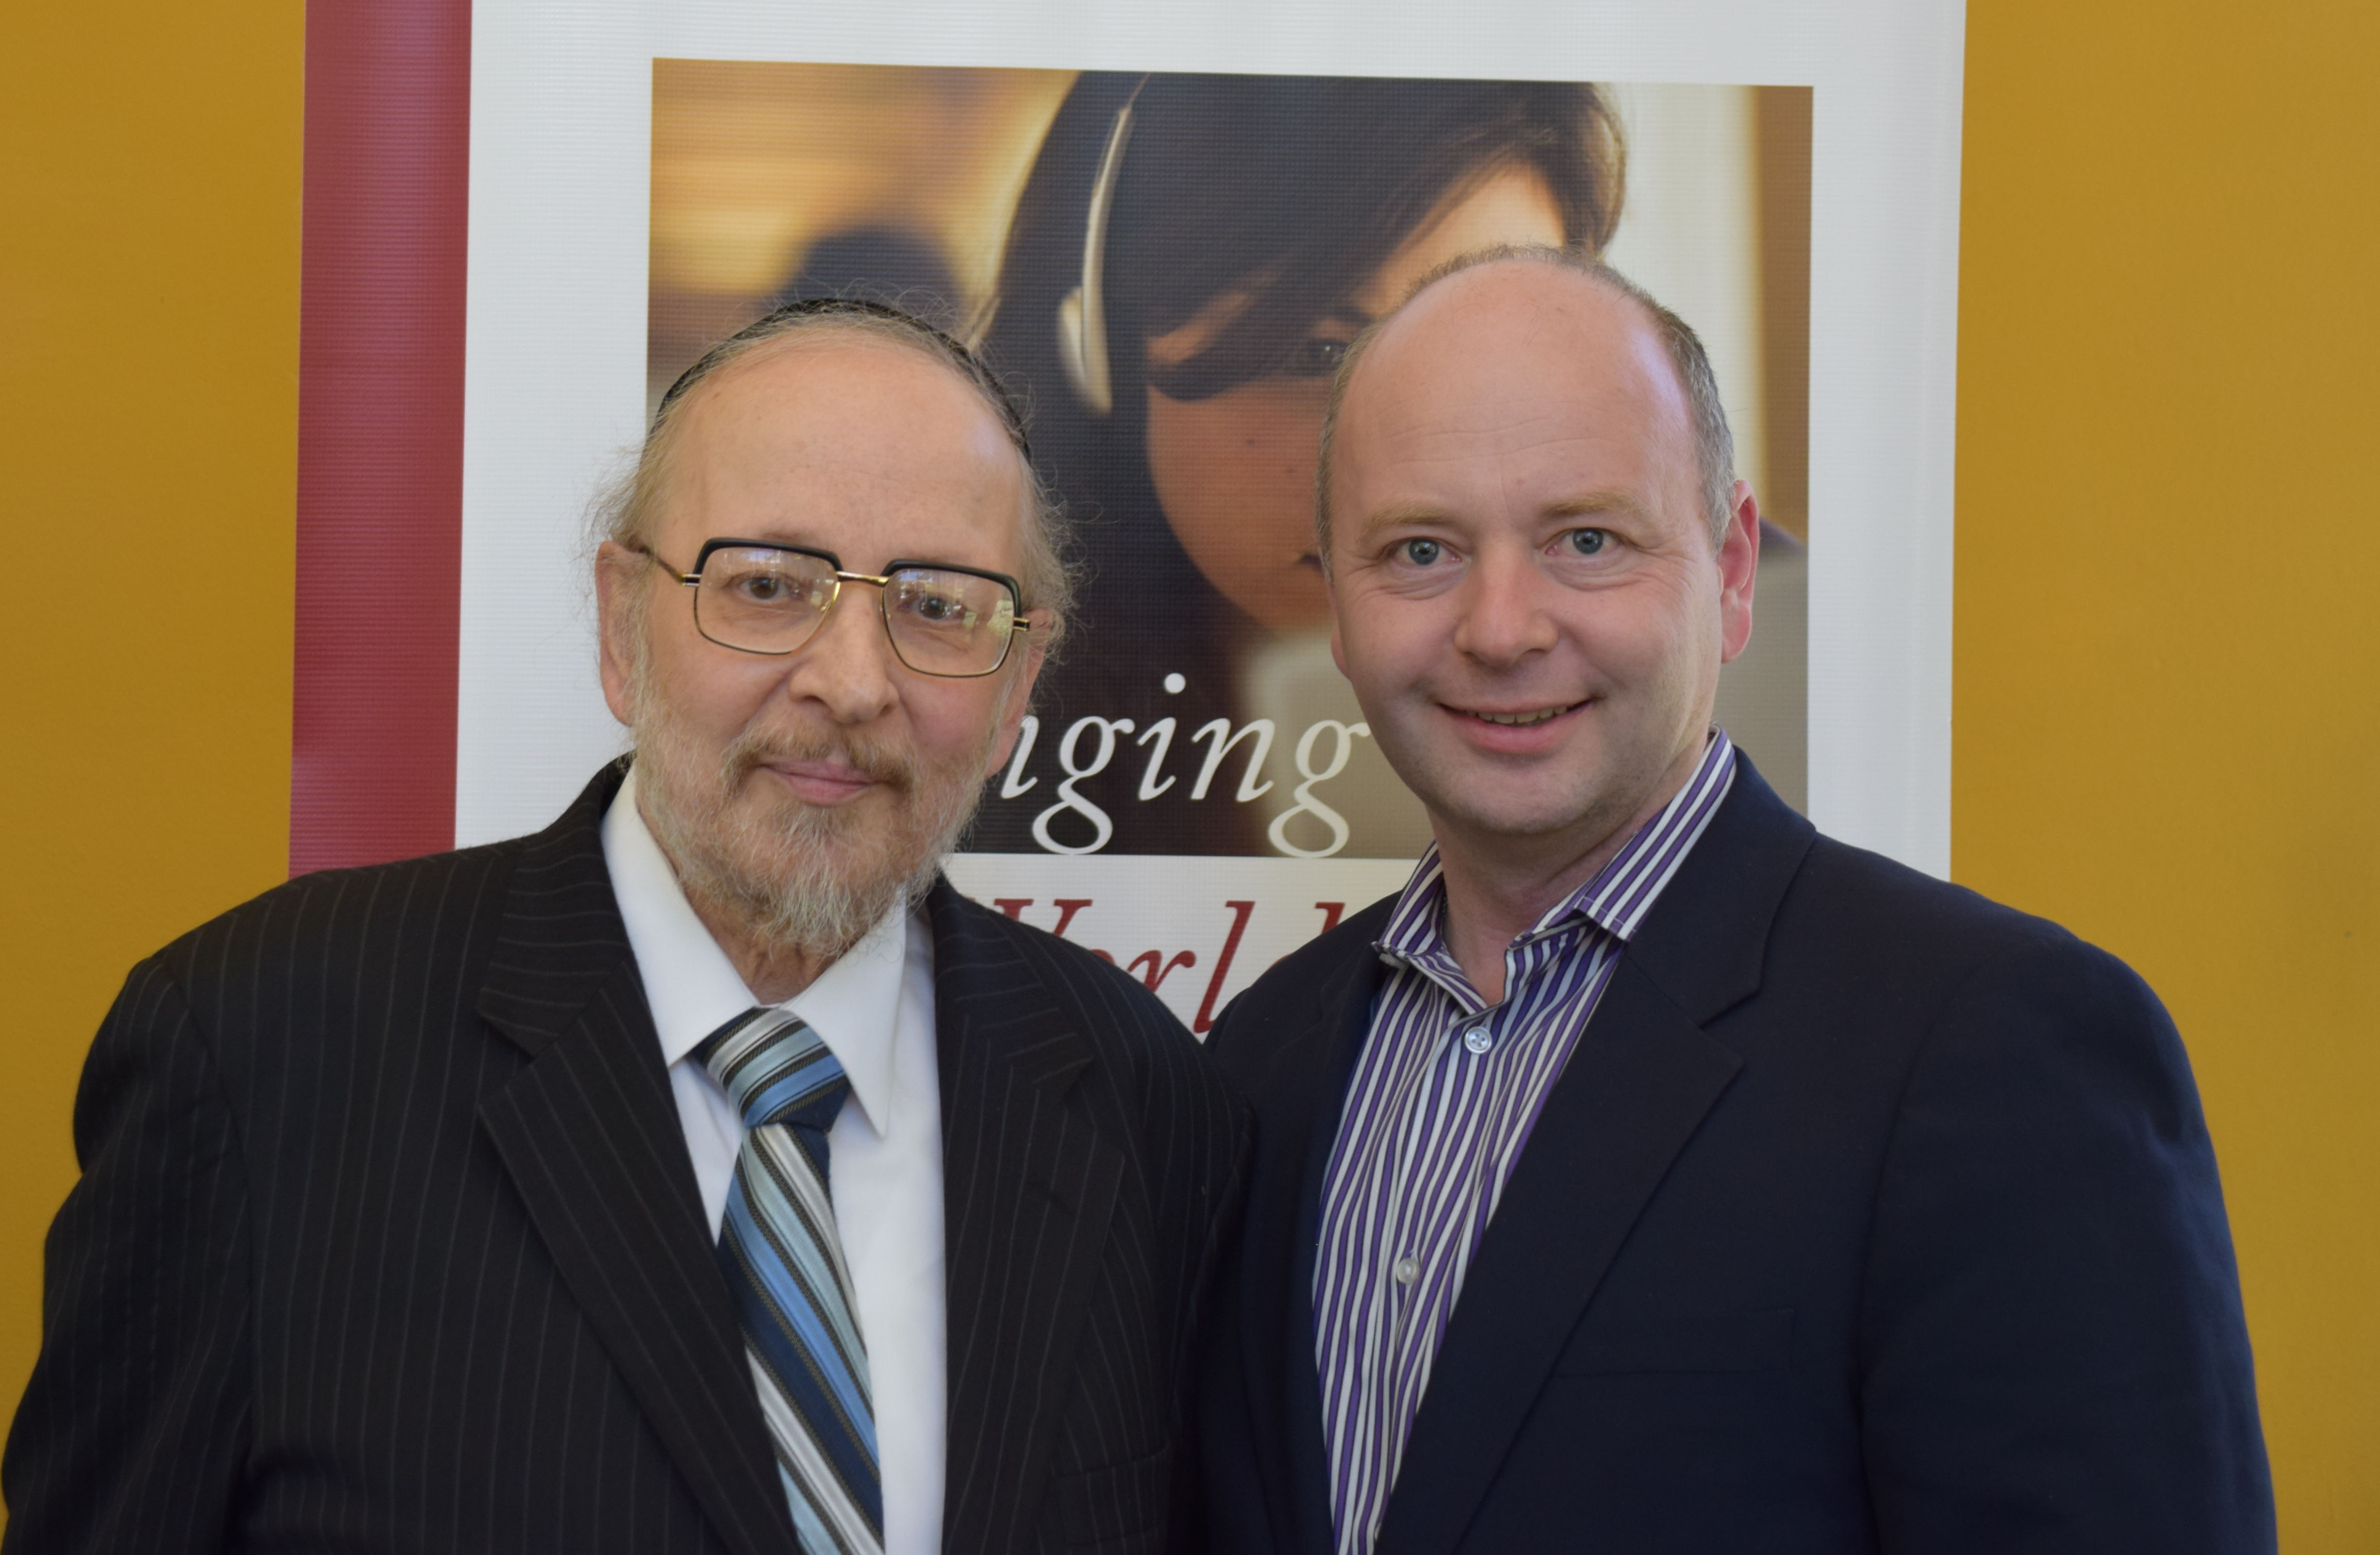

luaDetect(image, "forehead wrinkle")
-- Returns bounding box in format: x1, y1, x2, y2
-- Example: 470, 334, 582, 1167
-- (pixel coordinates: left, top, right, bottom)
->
1351, 414, 1658, 499
700, 345, 1009, 474
1346, 357, 1697, 539
662, 343, 1027, 566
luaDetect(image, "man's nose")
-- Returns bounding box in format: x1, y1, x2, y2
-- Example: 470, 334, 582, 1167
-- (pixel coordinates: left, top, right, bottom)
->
1451, 547, 1560, 667
781, 585, 900, 723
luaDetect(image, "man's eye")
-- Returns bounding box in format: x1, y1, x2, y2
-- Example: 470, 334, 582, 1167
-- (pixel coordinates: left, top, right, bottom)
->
1565, 528, 1610, 557
1397, 538, 1444, 567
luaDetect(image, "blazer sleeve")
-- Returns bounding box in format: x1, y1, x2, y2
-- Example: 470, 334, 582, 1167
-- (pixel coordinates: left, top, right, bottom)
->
1857, 934, 2274, 1553
3, 957, 253, 1554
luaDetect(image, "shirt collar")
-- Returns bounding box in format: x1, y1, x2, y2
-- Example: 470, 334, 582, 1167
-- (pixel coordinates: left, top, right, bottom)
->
601, 763, 910, 1137
1376, 729, 1739, 967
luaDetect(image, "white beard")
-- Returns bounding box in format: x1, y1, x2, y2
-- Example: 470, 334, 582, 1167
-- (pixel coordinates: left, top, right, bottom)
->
625, 647, 992, 965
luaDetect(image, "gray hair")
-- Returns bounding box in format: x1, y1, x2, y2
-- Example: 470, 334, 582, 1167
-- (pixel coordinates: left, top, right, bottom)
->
592, 297, 1075, 651
1316, 244, 1738, 566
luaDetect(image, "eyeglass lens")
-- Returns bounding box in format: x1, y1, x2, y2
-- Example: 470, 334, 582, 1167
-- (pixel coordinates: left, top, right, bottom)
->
692, 546, 1017, 675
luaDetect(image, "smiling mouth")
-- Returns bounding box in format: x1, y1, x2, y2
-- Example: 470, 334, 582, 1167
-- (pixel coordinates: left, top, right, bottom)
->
1460, 700, 1585, 727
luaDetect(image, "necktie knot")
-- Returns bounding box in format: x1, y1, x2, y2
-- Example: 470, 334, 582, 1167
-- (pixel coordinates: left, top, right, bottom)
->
696, 1007, 851, 1134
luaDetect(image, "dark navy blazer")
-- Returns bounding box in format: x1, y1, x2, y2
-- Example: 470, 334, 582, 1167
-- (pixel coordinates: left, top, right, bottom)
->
1199, 756, 2272, 1554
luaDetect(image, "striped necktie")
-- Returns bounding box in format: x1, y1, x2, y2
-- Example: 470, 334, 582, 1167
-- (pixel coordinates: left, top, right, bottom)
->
698, 1007, 883, 1555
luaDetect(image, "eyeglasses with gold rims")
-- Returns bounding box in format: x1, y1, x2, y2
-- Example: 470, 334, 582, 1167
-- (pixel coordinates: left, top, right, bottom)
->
635, 538, 1033, 678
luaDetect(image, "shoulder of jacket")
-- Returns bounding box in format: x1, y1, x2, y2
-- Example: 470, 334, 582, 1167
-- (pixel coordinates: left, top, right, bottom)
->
944, 889, 1202, 1048
1224, 891, 1397, 1020
1798, 832, 2077, 953
156, 836, 528, 979
1774, 834, 2181, 1038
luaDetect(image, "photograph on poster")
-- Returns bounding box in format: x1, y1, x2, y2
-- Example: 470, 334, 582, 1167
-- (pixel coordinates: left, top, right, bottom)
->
460, 4, 1958, 1034
649, 63, 1810, 869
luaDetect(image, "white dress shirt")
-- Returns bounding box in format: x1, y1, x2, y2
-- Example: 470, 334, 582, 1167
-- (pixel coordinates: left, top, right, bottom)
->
602, 766, 946, 1553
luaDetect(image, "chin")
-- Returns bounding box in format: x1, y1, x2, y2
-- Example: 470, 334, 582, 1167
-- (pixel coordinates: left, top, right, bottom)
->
744, 793, 903, 885
1445, 795, 1604, 842
1397, 755, 1586, 829
715, 820, 929, 962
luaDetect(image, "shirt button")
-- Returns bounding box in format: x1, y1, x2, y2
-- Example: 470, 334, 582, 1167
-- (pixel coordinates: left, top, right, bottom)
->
1392, 1256, 1419, 1286
1463, 1026, 1494, 1055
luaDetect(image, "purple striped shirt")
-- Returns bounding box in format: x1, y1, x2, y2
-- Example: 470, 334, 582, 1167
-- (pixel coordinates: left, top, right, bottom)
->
1312, 731, 1738, 1554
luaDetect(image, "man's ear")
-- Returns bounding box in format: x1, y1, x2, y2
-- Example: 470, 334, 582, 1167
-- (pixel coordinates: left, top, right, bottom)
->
595, 542, 645, 726
1716, 480, 1761, 665
984, 626, 1048, 778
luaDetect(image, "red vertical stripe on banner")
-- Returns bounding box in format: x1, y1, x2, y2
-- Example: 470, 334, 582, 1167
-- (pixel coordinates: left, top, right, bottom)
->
291, 0, 472, 874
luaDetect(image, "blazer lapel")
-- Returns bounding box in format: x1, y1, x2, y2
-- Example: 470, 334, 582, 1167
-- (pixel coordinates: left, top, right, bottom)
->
1252, 938, 1387, 1555
473, 764, 797, 1555
1372, 962, 1742, 1555
928, 884, 1127, 1555
1373, 757, 1815, 1555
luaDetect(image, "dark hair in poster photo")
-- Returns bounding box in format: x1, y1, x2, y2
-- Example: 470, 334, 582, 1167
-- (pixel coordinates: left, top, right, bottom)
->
972, 74, 1624, 857
647, 65, 1805, 860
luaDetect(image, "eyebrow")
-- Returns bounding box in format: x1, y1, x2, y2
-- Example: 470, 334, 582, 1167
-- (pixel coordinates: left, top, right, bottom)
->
1541, 491, 1655, 523
1353, 502, 1455, 533
1355, 491, 1655, 533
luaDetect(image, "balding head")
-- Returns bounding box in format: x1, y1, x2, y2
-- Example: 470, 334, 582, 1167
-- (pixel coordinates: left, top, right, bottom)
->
1312, 243, 1760, 889
1317, 246, 1737, 570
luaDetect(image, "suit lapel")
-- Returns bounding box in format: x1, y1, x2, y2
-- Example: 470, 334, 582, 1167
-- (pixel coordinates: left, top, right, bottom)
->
928, 883, 1126, 1555
1257, 940, 1386, 1555
1371, 758, 1814, 1555
1372, 961, 1742, 1555
474, 764, 797, 1555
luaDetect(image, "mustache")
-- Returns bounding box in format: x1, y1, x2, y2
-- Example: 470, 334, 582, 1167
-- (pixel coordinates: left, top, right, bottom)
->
719, 724, 919, 796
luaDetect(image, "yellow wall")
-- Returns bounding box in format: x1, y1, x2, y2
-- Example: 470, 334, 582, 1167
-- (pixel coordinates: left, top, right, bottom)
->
1958, 2, 2379, 1545
0, 0, 304, 1502
3, 1, 2373, 1545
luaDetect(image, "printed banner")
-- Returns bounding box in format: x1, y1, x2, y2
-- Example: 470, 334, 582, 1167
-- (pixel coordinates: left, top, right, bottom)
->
296, 1, 1966, 1030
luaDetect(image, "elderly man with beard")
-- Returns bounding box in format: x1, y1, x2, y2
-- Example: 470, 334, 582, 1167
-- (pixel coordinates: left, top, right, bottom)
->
4, 300, 1248, 1555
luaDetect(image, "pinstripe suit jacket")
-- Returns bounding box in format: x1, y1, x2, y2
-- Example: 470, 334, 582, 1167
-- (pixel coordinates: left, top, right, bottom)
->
3, 763, 1247, 1555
